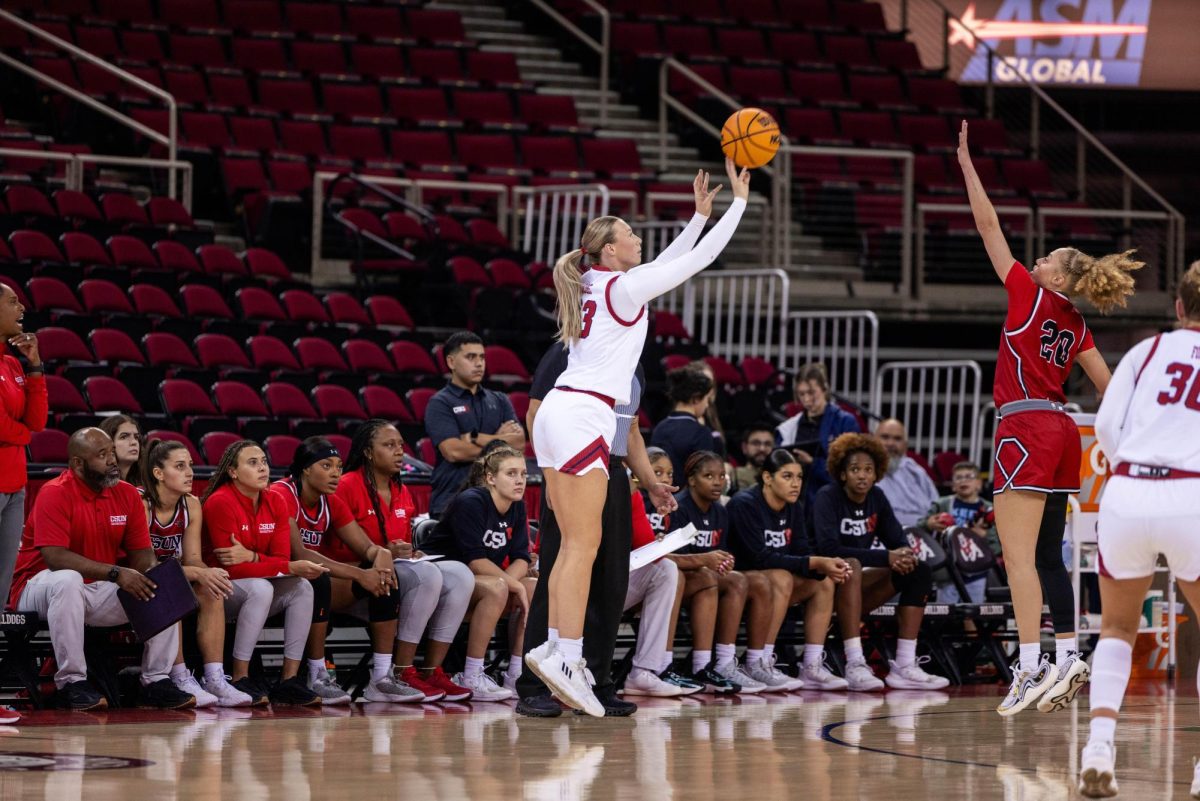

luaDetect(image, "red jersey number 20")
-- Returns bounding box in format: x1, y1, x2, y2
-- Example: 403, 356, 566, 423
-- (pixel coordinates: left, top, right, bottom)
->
580, 300, 598, 338
1157, 362, 1200, 411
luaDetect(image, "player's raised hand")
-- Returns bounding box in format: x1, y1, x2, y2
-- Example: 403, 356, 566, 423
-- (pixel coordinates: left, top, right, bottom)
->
694, 169, 722, 217
957, 120, 972, 166
724, 157, 751, 200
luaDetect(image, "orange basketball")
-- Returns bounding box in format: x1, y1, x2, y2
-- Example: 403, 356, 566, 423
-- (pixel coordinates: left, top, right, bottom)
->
720, 108, 780, 169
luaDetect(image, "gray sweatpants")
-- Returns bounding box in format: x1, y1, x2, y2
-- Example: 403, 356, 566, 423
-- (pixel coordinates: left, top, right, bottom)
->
392, 558, 473, 644
623, 559, 680, 673
224, 576, 313, 662
0, 489, 26, 607
18, 568, 179, 688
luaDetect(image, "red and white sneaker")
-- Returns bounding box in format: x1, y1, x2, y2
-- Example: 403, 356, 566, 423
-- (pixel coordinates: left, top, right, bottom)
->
398, 667, 446, 702
0, 706, 22, 725
421, 667, 473, 702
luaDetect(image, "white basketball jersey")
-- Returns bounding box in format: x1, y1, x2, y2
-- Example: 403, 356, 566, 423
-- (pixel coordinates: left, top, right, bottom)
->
554, 267, 648, 405
1098, 329, 1200, 472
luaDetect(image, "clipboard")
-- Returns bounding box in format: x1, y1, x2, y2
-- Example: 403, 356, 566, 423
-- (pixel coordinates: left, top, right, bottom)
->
629, 524, 698, 572
117, 559, 199, 642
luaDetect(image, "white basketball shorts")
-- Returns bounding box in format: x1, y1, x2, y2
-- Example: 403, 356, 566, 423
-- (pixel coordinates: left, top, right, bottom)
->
533, 388, 616, 477
1097, 475, 1200, 581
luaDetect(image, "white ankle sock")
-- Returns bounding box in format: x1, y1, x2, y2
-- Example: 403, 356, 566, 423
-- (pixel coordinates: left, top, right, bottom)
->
803, 644, 823, 668
371, 653, 391, 682
506, 656, 523, 678
1089, 638, 1132, 721
895, 639, 917, 668
844, 637, 864, 665
660, 651, 674, 673
170, 663, 189, 682
715, 643, 736, 665
558, 637, 583, 663
693, 650, 712, 673
548, 627, 559, 642
763, 644, 775, 661
1019, 643, 1042, 674
1056, 636, 1078, 664
1089, 716, 1117, 746
464, 656, 485, 679
203, 663, 225, 683
745, 649, 764, 666
307, 658, 326, 680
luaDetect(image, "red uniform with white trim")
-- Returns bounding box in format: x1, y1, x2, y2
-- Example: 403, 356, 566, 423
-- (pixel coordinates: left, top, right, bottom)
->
145, 491, 188, 562
992, 264, 1095, 493
1094, 328, 1200, 580
269, 478, 358, 563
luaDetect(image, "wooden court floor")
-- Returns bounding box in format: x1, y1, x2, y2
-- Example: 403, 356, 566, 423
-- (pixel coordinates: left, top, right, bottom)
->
0, 681, 1190, 800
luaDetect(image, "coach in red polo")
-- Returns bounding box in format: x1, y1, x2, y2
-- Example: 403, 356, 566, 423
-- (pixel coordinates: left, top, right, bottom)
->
8, 428, 195, 710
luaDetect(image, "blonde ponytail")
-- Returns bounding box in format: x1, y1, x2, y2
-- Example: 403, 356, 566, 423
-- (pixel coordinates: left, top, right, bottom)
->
1179, 260, 1200, 321
1063, 248, 1144, 314
551, 215, 622, 344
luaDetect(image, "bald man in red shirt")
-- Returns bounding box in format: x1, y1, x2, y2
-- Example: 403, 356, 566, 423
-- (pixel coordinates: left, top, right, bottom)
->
10, 428, 196, 711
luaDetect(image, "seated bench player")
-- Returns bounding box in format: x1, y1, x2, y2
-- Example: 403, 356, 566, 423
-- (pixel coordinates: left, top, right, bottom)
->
8, 427, 196, 710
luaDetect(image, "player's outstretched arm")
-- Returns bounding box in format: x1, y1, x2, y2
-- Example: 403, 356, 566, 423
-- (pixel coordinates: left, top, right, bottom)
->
646, 169, 722, 268
611, 159, 750, 317
957, 120, 1015, 283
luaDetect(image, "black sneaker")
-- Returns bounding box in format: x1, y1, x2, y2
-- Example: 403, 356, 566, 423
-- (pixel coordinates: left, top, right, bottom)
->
59, 680, 108, 711
515, 693, 563, 718
139, 678, 197, 710
269, 675, 321, 707
232, 677, 269, 707
574, 684, 637, 717
659, 668, 704, 695
691, 665, 740, 694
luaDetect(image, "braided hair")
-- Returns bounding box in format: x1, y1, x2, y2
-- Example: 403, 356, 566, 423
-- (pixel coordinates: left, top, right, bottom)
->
345, 419, 402, 543
200, 439, 261, 503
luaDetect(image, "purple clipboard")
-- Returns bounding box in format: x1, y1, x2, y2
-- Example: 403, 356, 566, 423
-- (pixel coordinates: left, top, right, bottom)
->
117, 559, 199, 642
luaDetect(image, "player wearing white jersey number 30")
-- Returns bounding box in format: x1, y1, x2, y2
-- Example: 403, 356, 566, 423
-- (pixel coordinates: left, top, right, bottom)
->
1079, 261, 1200, 799
525, 158, 751, 717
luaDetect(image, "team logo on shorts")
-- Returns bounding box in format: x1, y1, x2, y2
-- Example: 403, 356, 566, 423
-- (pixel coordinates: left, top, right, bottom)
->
0, 752, 153, 772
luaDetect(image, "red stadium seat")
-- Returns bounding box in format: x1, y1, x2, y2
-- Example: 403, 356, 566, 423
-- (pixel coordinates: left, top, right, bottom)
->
325, 292, 371, 327
61, 233, 111, 267
168, 34, 229, 68
346, 5, 405, 38
101, 193, 149, 227
53, 190, 103, 224
517, 95, 580, 132
279, 121, 329, 159
152, 240, 203, 274
79, 279, 133, 315
248, 336, 300, 371
406, 9, 467, 43
236, 287, 287, 322
10, 231, 64, 264
6, 187, 56, 220
223, 0, 283, 33
27, 278, 82, 314
160, 0, 220, 27
130, 284, 183, 318
233, 38, 289, 72
180, 284, 235, 320
466, 52, 523, 87
161, 378, 219, 416
84, 375, 143, 413
29, 429, 69, 463
37, 327, 92, 362
716, 29, 767, 60
353, 44, 408, 79
485, 345, 531, 382
313, 384, 367, 421
200, 431, 242, 465
366, 296, 414, 330
323, 84, 385, 122
408, 48, 465, 84
329, 125, 388, 162
405, 388, 437, 420
281, 290, 330, 324
264, 434, 303, 466
486, 259, 531, 290
147, 197, 195, 228
581, 138, 646, 178
46, 374, 90, 414
228, 117, 276, 151
703, 356, 745, 387
360, 385, 414, 423
519, 136, 582, 176
287, 3, 344, 36
199, 245, 248, 277
144, 332, 200, 369
145, 430, 202, 464
823, 35, 875, 68
265, 384, 317, 419
449, 256, 491, 287
106, 236, 157, 271
244, 248, 293, 281
344, 339, 395, 374
507, 391, 530, 423
389, 341, 439, 377
848, 75, 909, 109
294, 42, 349, 76
296, 337, 349, 372
213, 380, 270, 417
195, 333, 253, 371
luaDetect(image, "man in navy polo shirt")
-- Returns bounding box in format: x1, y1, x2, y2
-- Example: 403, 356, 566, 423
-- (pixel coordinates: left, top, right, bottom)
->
424, 332, 525, 517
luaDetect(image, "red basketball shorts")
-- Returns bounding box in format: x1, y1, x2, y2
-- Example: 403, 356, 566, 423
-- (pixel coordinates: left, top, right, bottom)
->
992, 410, 1080, 494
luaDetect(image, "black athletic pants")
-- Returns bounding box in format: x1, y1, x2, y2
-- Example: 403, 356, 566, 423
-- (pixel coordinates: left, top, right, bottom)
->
517, 455, 632, 698
1035, 492, 1075, 633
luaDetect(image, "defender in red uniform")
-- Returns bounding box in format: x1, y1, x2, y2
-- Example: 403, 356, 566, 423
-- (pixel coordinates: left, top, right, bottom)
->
959, 120, 1141, 716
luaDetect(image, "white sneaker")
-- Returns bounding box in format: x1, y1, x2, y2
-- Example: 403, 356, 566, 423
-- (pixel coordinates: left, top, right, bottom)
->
200, 674, 254, 708
502, 671, 519, 694
1038, 651, 1090, 713
714, 658, 766, 694
362, 670, 425, 704
453, 671, 514, 702
526, 642, 605, 718
844, 660, 885, 692
1078, 740, 1118, 797
746, 656, 795, 692
175, 671, 218, 708
307, 667, 352, 705
1191, 756, 1200, 799
800, 662, 849, 691
997, 654, 1055, 717
620, 668, 684, 698
884, 657, 951, 690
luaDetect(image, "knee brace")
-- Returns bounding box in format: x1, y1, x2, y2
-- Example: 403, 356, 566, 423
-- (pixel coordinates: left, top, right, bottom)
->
310, 573, 331, 625
896, 561, 933, 607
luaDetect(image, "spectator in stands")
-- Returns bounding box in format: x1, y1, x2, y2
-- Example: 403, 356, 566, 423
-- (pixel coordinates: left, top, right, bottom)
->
0, 286, 46, 614
269, 437, 426, 705
667, 451, 774, 694
732, 423, 776, 492
424, 332, 525, 517
336, 420, 475, 702
620, 491, 691, 698
875, 418, 939, 528
202, 439, 326, 707
99, 414, 143, 486
651, 364, 721, 483
774, 363, 861, 508
140, 439, 253, 708
923, 461, 999, 604
640, 448, 676, 535
727, 449, 851, 692
812, 433, 950, 691
423, 444, 535, 700
690, 359, 727, 455
9, 428, 194, 711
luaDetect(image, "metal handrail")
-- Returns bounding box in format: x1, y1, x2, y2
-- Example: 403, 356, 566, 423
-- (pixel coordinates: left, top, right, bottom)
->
526, 0, 609, 126
73, 154, 195, 212
644, 192, 771, 263
0, 9, 179, 199
915, 201, 1035, 297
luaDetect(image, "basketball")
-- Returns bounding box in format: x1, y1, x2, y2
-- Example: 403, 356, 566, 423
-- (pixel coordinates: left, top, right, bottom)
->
720, 107, 781, 169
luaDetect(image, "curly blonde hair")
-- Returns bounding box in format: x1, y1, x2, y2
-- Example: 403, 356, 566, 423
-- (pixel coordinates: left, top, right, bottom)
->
1061, 248, 1144, 314
826, 432, 889, 483
1179, 260, 1200, 321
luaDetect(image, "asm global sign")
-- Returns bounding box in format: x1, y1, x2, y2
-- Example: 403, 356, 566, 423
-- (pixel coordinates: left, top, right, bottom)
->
882, 1, 1200, 89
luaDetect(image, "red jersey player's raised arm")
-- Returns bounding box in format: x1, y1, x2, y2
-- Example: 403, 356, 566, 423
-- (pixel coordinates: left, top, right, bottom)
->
957, 120, 1016, 284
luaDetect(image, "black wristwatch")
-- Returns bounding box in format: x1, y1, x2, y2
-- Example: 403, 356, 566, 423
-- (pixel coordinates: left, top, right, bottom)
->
107, 566, 121, 583
470, 430, 479, 445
